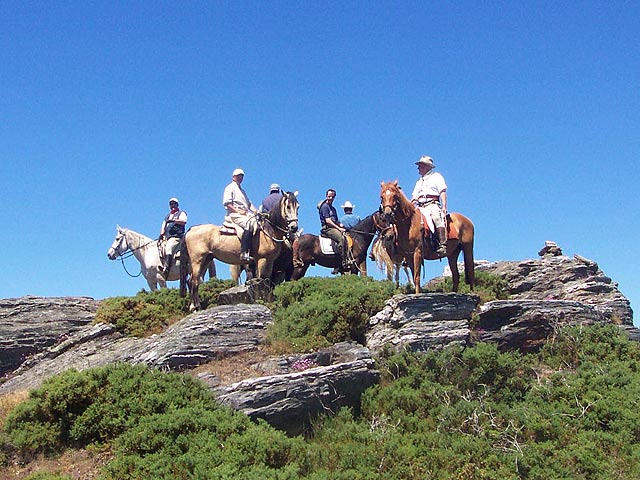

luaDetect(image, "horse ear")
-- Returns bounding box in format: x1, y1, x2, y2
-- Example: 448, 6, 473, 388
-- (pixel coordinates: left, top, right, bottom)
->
117, 225, 122, 232
380, 181, 384, 187
293, 190, 299, 197
393, 180, 399, 187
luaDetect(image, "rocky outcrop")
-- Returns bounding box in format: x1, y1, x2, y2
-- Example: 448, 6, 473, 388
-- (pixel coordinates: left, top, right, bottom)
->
0, 296, 99, 377
477, 254, 633, 325
213, 343, 378, 436
476, 300, 608, 352
0, 245, 636, 436
0, 304, 271, 394
366, 293, 479, 354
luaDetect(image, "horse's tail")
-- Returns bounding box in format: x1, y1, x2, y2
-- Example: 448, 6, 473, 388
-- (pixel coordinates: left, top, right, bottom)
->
372, 237, 395, 280
179, 240, 190, 297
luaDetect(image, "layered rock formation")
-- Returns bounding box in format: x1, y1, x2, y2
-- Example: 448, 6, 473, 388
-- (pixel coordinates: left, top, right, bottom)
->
0, 244, 636, 434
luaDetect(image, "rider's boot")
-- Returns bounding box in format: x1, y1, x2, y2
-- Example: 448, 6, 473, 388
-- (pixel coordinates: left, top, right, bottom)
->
163, 255, 173, 279
240, 231, 254, 263
436, 227, 447, 256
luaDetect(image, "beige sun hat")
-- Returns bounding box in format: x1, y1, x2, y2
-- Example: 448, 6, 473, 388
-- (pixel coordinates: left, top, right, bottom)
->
341, 200, 355, 209
415, 155, 435, 168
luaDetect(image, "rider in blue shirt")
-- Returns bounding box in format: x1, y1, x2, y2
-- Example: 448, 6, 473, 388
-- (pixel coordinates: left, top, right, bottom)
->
339, 200, 361, 230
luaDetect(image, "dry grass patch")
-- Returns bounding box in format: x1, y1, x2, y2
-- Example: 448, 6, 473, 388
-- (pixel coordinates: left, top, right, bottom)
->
0, 390, 29, 424
0, 447, 112, 480
190, 347, 279, 386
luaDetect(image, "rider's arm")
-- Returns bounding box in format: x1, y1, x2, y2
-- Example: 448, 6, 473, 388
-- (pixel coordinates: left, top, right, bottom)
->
440, 190, 447, 214
325, 217, 345, 232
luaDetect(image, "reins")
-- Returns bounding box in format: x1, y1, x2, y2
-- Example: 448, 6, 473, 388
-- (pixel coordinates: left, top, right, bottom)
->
113, 236, 158, 278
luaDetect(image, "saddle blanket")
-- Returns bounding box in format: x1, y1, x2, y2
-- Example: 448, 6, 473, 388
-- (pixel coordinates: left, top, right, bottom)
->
319, 236, 337, 255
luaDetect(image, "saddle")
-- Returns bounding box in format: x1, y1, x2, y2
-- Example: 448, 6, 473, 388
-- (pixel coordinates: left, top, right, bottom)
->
220, 217, 243, 237
415, 211, 458, 259
318, 234, 354, 256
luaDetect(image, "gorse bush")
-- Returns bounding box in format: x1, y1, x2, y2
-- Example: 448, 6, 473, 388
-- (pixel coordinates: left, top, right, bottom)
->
301, 325, 640, 479
95, 278, 235, 336
425, 270, 509, 303
268, 275, 398, 351
3, 363, 219, 455
3, 326, 640, 478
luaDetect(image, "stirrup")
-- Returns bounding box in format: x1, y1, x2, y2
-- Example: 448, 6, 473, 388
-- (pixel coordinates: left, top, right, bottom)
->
293, 258, 304, 268
436, 244, 447, 255
240, 252, 253, 263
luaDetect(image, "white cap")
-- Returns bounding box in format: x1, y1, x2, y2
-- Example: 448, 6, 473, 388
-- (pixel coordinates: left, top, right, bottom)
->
169, 197, 179, 204
232, 168, 245, 176
341, 200, 355, 209
269, 183, 280, 192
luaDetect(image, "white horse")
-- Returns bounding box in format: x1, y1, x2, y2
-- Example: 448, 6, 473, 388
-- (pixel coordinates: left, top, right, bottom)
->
107, 225, 194, 291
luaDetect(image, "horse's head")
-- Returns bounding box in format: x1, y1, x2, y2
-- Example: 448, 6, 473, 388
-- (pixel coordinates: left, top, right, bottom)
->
380, 180, 401, 220
279, 191, 299, 240
107, 226, 129, 260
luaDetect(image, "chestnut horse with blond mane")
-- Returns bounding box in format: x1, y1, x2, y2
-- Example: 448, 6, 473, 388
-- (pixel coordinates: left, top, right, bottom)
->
379, 180, 475, 293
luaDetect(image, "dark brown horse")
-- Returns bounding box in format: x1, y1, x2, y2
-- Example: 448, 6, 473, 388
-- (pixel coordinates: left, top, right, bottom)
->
291, 212, 383, 280
379, 180, 475, 293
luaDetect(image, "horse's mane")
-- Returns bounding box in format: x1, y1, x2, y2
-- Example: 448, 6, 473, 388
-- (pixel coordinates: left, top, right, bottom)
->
268, 191, 298, 228
123, 228, 153, 250
382, 181, 415, 219
349, 212, 377, 235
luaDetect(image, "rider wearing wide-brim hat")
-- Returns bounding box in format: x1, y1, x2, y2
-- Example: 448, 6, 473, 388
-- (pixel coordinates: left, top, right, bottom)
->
339, 200, 361, 231
159, 197, 188, 277
410, 155, 448, 256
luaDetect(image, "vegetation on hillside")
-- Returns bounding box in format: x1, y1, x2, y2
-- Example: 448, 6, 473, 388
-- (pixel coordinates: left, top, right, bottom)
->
2, 325, 640, 478
4, 273, 637, 478
95, 279, 236, 336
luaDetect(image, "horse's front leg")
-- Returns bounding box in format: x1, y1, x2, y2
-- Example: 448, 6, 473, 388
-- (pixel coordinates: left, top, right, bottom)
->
256, 257, 274, 280
412, 249, 422, 294
146, 270, 158, 291
358, 260, 367, 277
447, 247, 462, 292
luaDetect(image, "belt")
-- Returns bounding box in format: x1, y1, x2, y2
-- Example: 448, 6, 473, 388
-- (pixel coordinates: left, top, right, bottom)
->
417, 196, 440, 206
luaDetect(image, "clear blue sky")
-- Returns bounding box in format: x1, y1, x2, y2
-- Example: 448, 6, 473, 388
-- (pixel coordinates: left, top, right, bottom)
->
1, 2, 638, 325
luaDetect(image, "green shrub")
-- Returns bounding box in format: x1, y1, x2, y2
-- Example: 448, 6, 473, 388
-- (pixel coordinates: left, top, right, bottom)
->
268, 275, 397, 351
95, 279, 236, 337
3, 363, 218, 456
426, 270, 509, 303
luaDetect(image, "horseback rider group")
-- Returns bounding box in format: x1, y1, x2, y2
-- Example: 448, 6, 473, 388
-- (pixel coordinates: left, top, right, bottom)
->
158, 153, 448, 277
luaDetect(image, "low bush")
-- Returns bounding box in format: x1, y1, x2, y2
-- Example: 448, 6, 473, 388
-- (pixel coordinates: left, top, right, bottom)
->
3, 363, 218, 456
267, 275, 397, 352
95, 279, 236, 336
425, 270, 510, 303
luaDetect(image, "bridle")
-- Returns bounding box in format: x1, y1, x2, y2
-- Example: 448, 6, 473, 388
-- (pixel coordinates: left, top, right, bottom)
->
257, 193, 299, 242
110, 231, 157, 278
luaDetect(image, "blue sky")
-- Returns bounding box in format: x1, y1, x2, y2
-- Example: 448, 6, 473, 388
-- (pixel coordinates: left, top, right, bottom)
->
1, 2, 638, 324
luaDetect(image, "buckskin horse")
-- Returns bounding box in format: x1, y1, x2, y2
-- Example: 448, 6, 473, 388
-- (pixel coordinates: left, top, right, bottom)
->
291, 212, 383, 280
379, 181, 475, 293
180, 191, 299, 310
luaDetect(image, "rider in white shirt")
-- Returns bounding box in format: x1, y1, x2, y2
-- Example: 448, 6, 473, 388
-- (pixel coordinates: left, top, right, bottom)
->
223, 168, 258, 262
410, 155, 448, 256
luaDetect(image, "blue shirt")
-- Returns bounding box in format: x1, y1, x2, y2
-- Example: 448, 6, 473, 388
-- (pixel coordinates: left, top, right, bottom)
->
340, 213, 361, 230
319, 201, 339, 227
